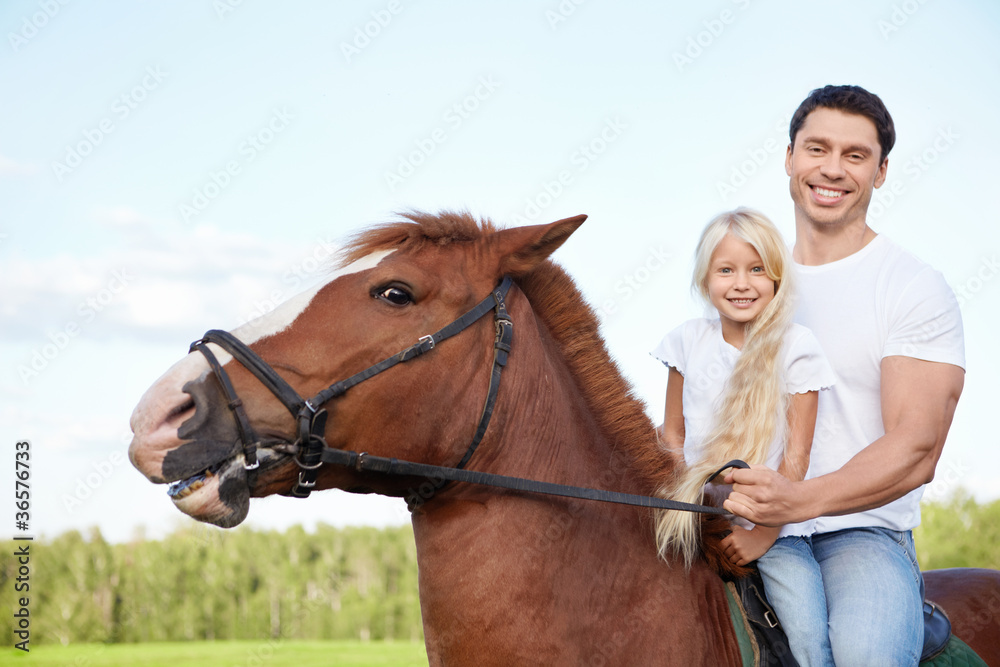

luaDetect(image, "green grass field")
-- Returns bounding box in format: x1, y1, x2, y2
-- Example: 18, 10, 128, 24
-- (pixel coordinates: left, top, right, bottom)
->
2, 640, 429, 666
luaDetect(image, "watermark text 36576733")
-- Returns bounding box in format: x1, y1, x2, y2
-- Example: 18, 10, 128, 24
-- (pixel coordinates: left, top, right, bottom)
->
12, 439, 33, 652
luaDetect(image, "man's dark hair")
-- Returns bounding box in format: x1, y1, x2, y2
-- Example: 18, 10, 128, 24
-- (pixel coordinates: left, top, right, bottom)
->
789, 85, 896, 164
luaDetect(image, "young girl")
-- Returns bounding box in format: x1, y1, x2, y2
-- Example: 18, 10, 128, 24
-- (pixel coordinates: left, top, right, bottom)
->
651, 208, 835, 576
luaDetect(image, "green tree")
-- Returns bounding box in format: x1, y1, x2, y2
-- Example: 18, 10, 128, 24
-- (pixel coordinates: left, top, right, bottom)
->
915, 488, 1000, 570
1, 523, 424, 646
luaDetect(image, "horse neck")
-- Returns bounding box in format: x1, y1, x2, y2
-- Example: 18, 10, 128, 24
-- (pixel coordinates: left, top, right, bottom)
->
412, 284, 641, 527
457, 292, 643, 493
409, 295, 734, 664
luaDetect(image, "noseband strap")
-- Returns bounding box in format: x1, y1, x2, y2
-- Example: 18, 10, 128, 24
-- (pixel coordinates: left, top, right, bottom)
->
190, 340, 262, 471
191, 276, 515, 498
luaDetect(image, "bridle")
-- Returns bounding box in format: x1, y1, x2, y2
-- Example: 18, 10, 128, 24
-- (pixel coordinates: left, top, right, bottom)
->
191, 276, 515, 498
190, 275, 744, 514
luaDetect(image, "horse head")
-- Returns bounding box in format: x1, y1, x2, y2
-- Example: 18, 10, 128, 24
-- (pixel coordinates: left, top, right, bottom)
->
129, 211, 586, 528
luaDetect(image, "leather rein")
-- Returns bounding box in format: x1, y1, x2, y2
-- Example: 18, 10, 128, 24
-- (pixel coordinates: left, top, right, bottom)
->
191, 276, 743, 515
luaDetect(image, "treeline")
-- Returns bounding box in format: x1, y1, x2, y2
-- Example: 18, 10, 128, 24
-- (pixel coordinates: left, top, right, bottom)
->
0, 524, 422, 646
915, 488, 1000, 571
2, 491, 997, 647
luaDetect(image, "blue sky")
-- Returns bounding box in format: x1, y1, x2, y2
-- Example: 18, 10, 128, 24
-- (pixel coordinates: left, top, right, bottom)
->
2, 0, 998, 543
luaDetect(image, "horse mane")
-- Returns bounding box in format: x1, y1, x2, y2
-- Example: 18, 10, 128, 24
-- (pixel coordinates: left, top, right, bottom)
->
338, 210, 743, 577
337, 209, 495, 264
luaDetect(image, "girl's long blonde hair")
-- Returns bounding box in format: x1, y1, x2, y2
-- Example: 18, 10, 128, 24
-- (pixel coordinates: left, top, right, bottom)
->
655, 208, 796, 568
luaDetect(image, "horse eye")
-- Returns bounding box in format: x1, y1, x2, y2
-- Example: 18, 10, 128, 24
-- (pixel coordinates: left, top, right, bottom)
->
375, 286, 412, 306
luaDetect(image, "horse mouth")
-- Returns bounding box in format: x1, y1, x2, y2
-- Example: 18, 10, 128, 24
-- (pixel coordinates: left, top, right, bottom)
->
163, 456, 251, 528
164, 446, 297, 528
167, 460, 225, 500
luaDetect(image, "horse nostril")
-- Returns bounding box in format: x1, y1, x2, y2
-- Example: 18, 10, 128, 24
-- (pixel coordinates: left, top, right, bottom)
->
175, 372, 247, 454
167, 397, 196, 426
178, 375, 224, 440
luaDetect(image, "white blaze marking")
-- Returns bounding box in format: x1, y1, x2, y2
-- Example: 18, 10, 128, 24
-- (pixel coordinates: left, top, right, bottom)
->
207, 250, 394, 365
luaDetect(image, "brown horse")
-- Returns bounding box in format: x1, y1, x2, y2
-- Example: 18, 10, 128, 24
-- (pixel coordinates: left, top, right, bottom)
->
129, 212, 999, 665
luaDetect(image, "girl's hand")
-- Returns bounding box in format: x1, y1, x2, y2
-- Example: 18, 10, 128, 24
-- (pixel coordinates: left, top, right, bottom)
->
720, 524, 780, 566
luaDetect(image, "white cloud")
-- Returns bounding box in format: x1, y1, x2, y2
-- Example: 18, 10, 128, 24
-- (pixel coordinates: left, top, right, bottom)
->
0, 154, 40, 177
4, 211, 342, 345
89, 205, 149, 228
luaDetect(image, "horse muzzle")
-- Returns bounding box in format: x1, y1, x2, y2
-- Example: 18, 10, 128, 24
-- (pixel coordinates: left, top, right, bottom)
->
128, 348, 289, 528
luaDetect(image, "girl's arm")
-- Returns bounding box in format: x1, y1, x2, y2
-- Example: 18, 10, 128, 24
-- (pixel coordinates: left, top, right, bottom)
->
778, 390, 819, 482
660, 368, 685, 451
721, 390, 818, 566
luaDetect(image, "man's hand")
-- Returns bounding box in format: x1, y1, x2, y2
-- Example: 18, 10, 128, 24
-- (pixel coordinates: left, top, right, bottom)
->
721, 524, 780, 566
722, 465, 814, 527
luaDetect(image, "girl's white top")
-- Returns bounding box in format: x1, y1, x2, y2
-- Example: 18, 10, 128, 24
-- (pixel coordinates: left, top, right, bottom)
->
651, 318, 836, 536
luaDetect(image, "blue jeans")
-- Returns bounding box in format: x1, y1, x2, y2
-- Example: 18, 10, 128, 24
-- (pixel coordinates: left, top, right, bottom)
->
756, 528, 924, 667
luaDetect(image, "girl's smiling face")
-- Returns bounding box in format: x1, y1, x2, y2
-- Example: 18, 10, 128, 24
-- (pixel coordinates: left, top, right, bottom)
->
706, 233, 776, 347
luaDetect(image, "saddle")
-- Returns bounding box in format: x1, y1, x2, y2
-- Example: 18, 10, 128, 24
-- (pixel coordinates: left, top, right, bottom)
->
723, 569, 797, 667
723, 568, 959, 667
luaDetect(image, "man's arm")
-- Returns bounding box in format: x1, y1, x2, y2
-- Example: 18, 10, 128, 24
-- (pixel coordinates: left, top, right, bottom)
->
723, 357, 964, 526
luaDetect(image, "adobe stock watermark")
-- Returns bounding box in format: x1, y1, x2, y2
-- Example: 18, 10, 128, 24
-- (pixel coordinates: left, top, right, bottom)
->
716, 112, 792, 203
545, 0, 588, 30
867, 125, 958, 223
877, 0, 932, 40
672, 0, 753, 73
340, 0, 405, 63
214, 0, 247, 20
952, 254, 1000, 309
383, 76, 501, 192
592, 243, 672, 322
424, 615, 475, 665
520, 449, 632, 563
178, 107, 294, 223
240, 638, 282, 667
953, 589, 1000, 649
8, 0, 70, 52
17, 269, 134, 385
234, 235, 340, 327
509, 116, 628, 225
62, 451, 129, 514
584, 582, 682, 665
51, 66, 168, 182
897, 309, 955, 359
922, 458, 972, 505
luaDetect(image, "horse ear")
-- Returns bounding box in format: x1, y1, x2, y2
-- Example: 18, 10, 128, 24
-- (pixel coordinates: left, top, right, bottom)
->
494, 214, 587, 276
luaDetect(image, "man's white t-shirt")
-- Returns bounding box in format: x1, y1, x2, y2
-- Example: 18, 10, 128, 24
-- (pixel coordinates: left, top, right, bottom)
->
651, 318, 836, 537
794, 234, 966, 534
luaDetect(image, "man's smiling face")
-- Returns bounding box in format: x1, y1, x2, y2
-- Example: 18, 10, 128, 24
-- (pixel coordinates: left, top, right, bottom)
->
785, 107, 888, 231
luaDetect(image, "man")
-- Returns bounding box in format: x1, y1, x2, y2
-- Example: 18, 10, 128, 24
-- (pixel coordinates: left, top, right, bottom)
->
723, 85, 965, 665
